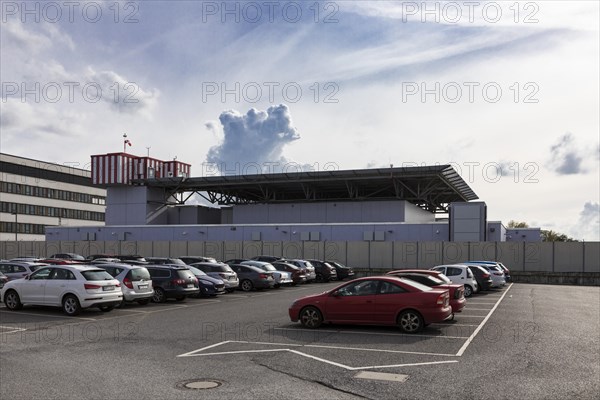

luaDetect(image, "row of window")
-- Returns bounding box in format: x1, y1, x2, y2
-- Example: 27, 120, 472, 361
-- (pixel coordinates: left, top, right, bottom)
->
1, 202, 105, 222
0, 181, 106, 205
0, 222, 46, 235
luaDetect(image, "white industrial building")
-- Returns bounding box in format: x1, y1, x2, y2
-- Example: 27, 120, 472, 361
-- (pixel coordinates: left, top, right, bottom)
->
0, 153, 107, 241
46, 152, 541, 243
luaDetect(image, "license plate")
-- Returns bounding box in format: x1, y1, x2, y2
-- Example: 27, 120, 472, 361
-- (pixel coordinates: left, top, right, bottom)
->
103, 286, 114, 291
138, 285, 148, 289
187, 284, 194, 288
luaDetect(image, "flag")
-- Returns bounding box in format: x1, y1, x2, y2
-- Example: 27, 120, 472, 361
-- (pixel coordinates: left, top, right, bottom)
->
124, 139, 132, 146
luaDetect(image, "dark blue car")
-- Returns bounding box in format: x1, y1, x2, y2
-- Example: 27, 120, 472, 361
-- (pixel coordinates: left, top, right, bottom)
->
188, 266, 225, 297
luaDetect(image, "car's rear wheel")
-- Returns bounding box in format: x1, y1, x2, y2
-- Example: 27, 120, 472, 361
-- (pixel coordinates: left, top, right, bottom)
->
152, 288, 167, 303
397, 310, 424, 333
4, 290, 23, 311
240, 279, 253, 292
137, 299, 150, 305
315, 273, 324, 283
299, 306, 323, 328
464, 285, 473, 297
99, 305, 114, 312
62, 295, 82, 316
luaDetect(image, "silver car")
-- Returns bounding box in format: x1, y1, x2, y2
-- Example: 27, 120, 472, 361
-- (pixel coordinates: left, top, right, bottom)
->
0, 262, 48, 281
241, 260, 294, 287
285, 259, 317, 282
95, 263, 154, 305
190, 262, 239, 292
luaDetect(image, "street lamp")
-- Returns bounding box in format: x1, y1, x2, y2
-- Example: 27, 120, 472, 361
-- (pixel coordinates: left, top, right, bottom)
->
11, 212, 17, 241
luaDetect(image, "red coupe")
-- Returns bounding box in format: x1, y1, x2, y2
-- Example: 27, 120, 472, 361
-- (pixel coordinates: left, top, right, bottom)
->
289, 276, 452, 333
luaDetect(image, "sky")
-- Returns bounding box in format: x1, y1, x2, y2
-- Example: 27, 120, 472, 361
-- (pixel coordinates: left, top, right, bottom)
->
1, 0, 598, 241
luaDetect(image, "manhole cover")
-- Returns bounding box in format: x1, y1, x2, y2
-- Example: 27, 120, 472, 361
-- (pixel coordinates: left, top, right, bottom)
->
176, 379, 222, 390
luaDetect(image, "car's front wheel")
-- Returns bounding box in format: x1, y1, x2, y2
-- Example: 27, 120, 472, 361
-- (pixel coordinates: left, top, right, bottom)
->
397, 310, 424, 333
62, 295, 82, 316
299, 306, 323, 329
4, 290, 23, 311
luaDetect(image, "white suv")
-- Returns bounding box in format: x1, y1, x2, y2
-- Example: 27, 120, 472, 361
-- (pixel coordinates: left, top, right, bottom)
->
430, 264, 479, 297
1, 265, 123, 316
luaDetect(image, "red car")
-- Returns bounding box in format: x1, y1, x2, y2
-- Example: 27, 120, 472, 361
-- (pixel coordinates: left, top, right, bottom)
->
384, 272, 465, 315
289, 276, 452, 333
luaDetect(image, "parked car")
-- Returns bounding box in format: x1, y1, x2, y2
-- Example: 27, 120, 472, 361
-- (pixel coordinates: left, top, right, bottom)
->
466, 265, 494, 291
97, 263, 154, 305
289, 276, 452, 333
145, 257, 187, 266
474, 265, 506, 288
116, 255, 148, 263
0, 272, 9, 289
240, 260, 293, 288
86, 254, 118, 261
272, 261, 307, 285
1, 265, 123, 316
9, 257, 43, 262
306, 259, 338, 282
224, 258, 249, 265
326, 261, 355, 280
145, 265, 200, 302
190, 262, 239, 292
387, 269, 453, 284
467, 261, 511, 282
0, 262, 48, 281
387, 272, 465, 314
228, 264, 275, 291
285, 260, 317, 282
430, 265, 479, 297
179, 256, 219, 264
92, 258, 122, 264
251, 255, 284, 263
188, 266, 226, 297
48, 253, 85, 261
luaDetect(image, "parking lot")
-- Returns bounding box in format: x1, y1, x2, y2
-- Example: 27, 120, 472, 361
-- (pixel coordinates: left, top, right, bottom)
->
1, 282, 599, 399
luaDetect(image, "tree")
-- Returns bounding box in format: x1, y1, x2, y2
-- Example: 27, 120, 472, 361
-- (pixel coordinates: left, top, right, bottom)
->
507, 220, 529, 228
541, 230, 578, 242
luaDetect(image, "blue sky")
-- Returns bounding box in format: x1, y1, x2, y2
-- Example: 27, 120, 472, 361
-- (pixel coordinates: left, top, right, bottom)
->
1, 1, 598, 240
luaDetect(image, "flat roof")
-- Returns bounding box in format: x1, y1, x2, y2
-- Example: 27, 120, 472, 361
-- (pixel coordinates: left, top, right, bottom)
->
134, 164, 478, 213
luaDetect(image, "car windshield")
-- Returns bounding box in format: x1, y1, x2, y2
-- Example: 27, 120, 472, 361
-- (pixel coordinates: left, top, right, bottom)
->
189, 266, 207, 276
81, 270, 114, 281
215, 264, 233, 272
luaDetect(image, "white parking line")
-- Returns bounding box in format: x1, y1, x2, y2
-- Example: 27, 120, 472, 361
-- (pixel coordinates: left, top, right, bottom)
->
455, 315, 488, 318
463, 308, 494, 311
456, 283, 513, 356
0, 325, 27, 334
429, 323, 478, 327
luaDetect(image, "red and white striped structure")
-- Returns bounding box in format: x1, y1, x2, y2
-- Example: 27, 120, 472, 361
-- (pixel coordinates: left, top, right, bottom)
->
91, 153, 191, 185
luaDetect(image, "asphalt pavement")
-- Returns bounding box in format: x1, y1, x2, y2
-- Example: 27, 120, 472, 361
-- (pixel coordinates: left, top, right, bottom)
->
0, 283, 598, 399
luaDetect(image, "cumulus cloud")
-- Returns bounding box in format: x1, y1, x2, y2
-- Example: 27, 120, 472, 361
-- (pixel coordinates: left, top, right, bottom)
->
570, 202, 600, 241
206, 104, 300, 174
85, 68, 159, 117
548, 133, 585, 175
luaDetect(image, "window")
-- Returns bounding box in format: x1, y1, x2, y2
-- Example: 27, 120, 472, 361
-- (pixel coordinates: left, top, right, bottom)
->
379, 281, 407, 294
336, 280, 379, 297
148, 268, 171, 278
81, 270, 114, 281
50, 269, 75, 280
446, 267, 462, 277
31, 268, 52, 280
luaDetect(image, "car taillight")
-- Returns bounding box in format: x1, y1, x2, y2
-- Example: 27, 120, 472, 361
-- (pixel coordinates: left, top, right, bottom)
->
219, 273, 228, 279
454, 288, 462, 299
84, 283, 101, 290
172, 279, 186, 286
259, 273, 268, 279
483, 273, 490, 278
436, 293, 448, 305
493, 272, 503, 276
123, 278, 133, 289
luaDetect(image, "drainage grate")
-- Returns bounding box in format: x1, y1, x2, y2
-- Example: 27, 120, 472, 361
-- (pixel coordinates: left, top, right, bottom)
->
176, 379, 223, 390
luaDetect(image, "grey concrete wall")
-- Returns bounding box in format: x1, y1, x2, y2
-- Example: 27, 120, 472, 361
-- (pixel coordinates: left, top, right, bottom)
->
231, 200, 411, 224
1, 241, 597, 276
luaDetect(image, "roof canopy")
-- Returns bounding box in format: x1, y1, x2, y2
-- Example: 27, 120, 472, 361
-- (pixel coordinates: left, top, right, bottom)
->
135, 164, 478, 213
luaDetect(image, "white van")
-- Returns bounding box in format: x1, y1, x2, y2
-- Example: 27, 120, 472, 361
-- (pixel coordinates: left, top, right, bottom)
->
430, 264, 479, 297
